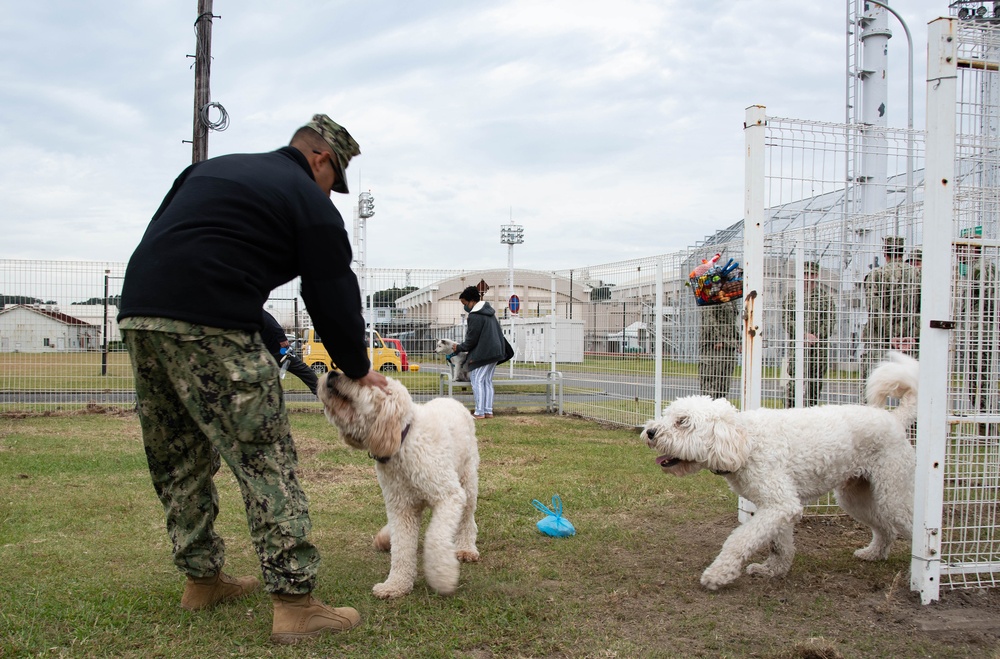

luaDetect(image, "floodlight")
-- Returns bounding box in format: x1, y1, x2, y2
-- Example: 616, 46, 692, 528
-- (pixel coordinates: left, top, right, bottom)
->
358, 191, 375, 219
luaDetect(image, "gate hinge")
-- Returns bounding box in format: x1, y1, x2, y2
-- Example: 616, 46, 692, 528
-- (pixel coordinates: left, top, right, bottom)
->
929, 320, 955, 330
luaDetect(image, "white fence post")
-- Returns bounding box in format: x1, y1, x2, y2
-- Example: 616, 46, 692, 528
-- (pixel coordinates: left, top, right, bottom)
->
550, 272, 557, 374
654, 258, 664, 419
910, 17, 957, 605
740, 104, 767, 523
793, 234, 805, 409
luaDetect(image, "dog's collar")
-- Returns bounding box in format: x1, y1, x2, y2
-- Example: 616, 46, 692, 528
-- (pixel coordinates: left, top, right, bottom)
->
371, 423, 410, 464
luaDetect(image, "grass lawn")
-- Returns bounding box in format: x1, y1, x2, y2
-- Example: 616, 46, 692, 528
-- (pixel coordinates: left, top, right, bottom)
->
1, 410, 998, 658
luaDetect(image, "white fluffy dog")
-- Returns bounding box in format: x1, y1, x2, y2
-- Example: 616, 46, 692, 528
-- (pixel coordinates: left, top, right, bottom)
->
317, 372, 480, 598
642, 352, 918, 590
435, 338, 470, 382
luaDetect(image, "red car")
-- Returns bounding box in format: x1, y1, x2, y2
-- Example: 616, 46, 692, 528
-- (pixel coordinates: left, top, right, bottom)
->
381, 337, 410, 371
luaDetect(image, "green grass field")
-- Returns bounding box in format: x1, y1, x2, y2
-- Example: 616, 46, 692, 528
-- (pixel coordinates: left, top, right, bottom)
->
1, 409, 995, 658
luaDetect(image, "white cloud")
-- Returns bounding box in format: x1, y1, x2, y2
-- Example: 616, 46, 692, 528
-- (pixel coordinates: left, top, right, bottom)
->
1, 0, 947, 269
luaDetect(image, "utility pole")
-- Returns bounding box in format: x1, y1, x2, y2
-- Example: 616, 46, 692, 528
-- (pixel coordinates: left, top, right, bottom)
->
191, 0, 214, 163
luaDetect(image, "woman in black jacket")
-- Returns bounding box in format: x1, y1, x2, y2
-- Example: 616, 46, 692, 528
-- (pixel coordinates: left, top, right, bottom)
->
454, 286, 514, 418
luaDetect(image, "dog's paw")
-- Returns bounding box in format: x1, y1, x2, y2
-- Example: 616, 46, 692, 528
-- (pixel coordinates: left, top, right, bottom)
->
372, 580, 412, 599
456, 549, 480, 563
373, 526, 391, 552
854, 545, 890, 562
701, 562, 741, 590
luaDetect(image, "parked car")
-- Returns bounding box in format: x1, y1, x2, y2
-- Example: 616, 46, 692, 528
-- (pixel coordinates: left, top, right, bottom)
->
381, 337, 417, 372
300, 328, 402, 375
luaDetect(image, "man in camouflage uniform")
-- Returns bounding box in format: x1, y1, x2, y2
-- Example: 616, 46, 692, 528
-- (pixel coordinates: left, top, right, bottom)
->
955, 239, 999, 436
860, 236, 922, 384
782, 261, 835, 407
119, 114, 387, 645
698, 299, 741, 400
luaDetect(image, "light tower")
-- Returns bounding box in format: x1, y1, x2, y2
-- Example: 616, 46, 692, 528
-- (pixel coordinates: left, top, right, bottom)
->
500, 223, 524, 374
357, 191, 375, 347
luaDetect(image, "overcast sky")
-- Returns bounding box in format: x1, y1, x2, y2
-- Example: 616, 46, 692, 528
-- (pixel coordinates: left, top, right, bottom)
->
2, 0, 951, 271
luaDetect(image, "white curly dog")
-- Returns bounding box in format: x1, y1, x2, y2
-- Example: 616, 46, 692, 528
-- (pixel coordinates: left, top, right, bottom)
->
435, 338, 470, 382
317, 371, 480, 598
642, 352, 918, 590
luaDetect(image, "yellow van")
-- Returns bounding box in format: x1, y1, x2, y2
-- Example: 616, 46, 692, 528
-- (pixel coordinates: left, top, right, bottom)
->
301, 328, 402, 375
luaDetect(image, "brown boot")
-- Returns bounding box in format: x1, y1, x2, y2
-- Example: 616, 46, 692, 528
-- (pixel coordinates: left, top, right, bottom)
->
180, 571, 260, 611
270, 593, 361, 645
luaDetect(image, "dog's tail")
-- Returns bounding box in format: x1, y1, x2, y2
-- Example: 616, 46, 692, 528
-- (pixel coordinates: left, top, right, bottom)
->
866, 351, 919, 426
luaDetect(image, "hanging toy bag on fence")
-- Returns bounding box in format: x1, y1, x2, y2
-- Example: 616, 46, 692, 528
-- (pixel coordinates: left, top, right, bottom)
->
531, 494, 576, 537
687, 253, 743, 306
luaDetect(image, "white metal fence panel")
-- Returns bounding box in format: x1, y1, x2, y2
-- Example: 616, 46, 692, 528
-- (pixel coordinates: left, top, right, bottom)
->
552, 247, 744, 429
744, 112, 925, 517
912, 17, 1000, 604
0, 260, 131, 409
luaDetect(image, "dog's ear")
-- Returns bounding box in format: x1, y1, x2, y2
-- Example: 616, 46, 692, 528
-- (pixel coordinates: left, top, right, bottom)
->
366, 413, 403, 460
364, 381, 408, 459
708, 401, 749, 472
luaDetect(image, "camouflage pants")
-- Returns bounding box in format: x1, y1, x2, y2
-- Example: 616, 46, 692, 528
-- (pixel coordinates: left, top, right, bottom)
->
786, 349, 828, 408
122, 320, 318, 594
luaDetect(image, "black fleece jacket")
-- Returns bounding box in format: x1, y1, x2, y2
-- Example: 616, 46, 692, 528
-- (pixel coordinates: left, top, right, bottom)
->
118, 146, 370, 378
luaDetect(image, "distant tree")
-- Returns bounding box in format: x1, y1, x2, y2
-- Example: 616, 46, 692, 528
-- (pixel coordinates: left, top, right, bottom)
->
1, 294, 52, 308
72, 295, 122, 306
371, 285, 418, 307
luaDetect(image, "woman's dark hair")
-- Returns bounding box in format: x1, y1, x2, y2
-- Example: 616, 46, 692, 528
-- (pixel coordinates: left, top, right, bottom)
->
460, 286, 481, 302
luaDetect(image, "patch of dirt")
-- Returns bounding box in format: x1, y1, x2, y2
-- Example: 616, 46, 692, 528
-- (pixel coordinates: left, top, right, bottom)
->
500, 415, 547, 426
559, 513, 1000, 658
0, 403, 136, 419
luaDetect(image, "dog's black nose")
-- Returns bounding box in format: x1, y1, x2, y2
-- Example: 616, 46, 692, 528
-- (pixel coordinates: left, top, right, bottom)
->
646, 428, 655, 439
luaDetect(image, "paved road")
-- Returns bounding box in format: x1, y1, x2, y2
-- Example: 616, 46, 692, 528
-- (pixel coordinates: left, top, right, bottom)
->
0, 364, 877, 410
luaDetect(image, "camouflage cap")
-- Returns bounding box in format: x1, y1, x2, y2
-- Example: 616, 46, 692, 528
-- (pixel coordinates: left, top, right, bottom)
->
907, 248, 922, 263
305, 114, 360, 194
883, 235, 905, 247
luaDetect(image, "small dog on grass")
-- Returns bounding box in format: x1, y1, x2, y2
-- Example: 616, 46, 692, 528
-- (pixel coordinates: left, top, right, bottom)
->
317, 371, 480, 598
641, 352, 918, 590
435, 338, 470, 382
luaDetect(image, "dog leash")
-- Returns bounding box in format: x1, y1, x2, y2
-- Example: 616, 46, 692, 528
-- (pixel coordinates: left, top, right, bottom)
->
370, 424, 410, 464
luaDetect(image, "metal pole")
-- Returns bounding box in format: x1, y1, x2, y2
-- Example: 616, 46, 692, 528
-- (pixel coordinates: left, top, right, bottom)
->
550, 273, 557, 374
569, 270, 574, 320
654, 259, 664, 419
508, 242, 515, 376
865, 0, 916, 225
793, 235, 806, 409
740, 104, 767, 525
742, 105, 766, 413
365, 216, 373, 354
101, 270, 109, 376
858, 3, 891, 219
910, 17, 957, 606
293, 297, 300, 349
